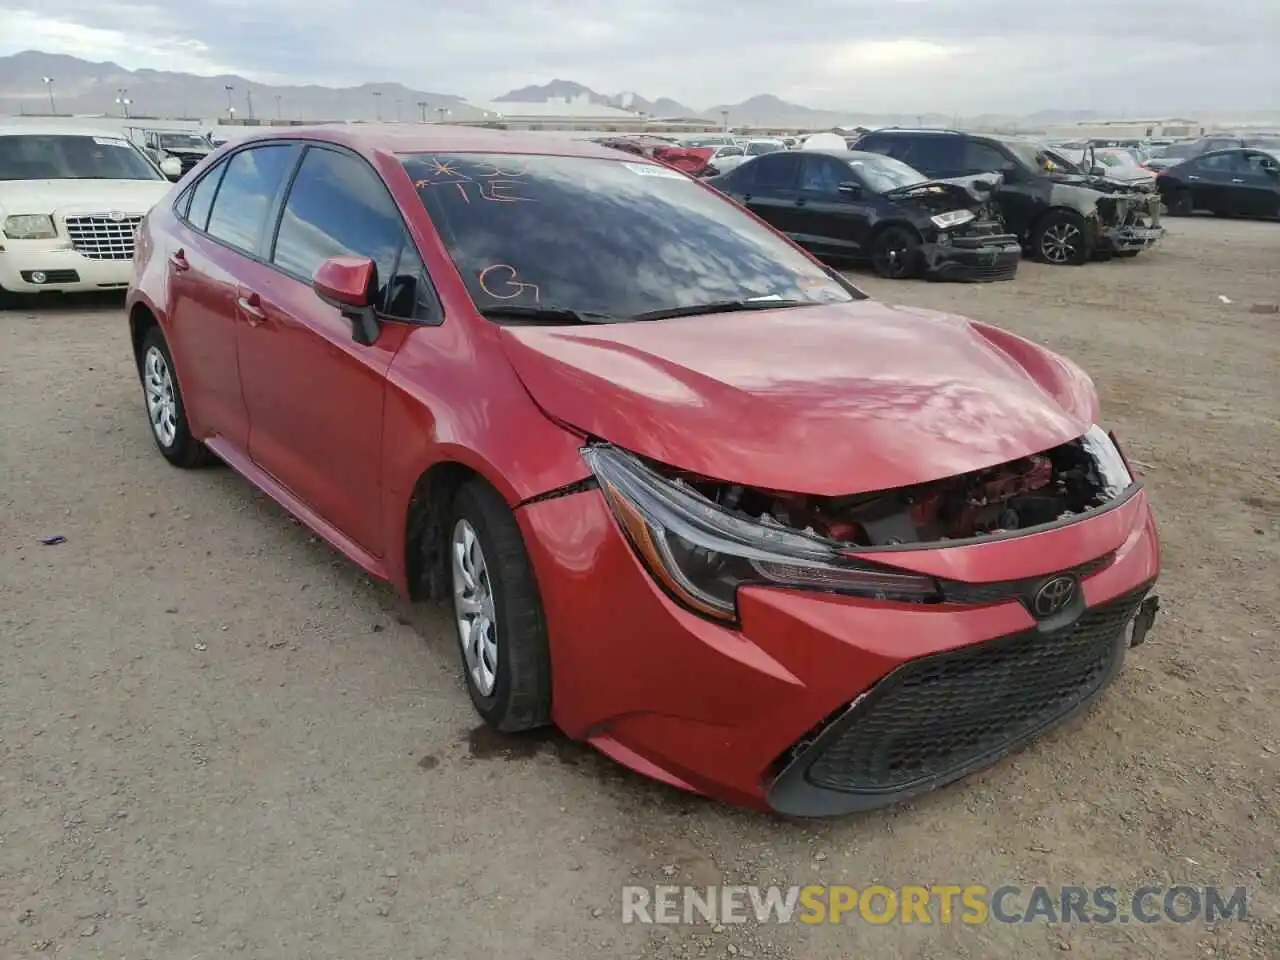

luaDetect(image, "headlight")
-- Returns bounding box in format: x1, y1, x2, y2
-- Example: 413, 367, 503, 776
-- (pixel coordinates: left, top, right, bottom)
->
1082, 424, 1134, 492
3, 214, 57, 240
929, 209, 976, 230
584, 445, 939, 622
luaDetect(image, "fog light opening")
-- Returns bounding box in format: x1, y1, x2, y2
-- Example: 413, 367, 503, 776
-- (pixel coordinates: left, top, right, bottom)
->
30, 270, 47, 284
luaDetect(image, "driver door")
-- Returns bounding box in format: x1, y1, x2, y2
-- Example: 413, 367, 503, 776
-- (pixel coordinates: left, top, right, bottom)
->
795, 154, 870, 257
233, 144, 432, 556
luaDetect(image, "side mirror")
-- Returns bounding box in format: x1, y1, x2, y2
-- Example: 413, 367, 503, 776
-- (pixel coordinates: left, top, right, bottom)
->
314, 256, 381, 346
159, 156, 183, 180
837, 181, 862, 197
1090, 166, 1107, 176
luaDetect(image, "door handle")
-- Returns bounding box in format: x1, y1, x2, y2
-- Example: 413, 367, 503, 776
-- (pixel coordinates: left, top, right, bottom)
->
794, 198, 807, 207
236, 291, 268, 326
169, 249, 190, 271
1231, 178, 1246, 183
1187, 175, 1200, 180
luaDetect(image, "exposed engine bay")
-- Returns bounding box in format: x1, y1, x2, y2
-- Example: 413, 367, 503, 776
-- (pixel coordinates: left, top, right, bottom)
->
662, 435, 1132, 548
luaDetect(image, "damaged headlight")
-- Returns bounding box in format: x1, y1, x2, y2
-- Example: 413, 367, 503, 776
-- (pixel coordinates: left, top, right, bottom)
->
930, 209, 976, 230
3, 214, 57, 240
1082, 424, 1134, 494
584, 445, 939, 623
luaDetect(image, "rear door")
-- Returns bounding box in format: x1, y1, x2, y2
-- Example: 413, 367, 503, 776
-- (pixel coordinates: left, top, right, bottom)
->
234, 143, 435, 555
164, 144, 297, 451
1234, 151, 1280, 216
731, 153, 803, 233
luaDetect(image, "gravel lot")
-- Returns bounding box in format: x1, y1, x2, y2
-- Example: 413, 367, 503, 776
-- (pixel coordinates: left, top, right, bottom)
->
2, 216, 1278, 959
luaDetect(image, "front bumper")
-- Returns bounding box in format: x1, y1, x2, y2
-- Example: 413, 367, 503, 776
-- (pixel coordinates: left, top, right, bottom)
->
1099, 224, 1165, 254
0, 244, 132, 294
517, 486, 1161, 814
921, 232, 1022, 282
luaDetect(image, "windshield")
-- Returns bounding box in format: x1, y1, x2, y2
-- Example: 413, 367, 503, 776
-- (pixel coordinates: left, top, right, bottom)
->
1002, 140, 1082, 175
746, 141, 783, 156
846, 152, 927, 192
159, 134, 208, 150
0, 134, 163, 182
404, 153, 857, 321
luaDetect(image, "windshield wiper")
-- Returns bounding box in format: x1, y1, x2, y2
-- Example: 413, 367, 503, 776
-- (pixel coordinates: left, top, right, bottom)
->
478, 304, 619, 325
629, 298, 810, 322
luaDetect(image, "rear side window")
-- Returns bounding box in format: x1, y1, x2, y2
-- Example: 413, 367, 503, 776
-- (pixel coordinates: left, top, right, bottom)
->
963, 141, 1009, 174
271, 146, 404, 295
753, 153, 801, 190
184, 160, 226, 231
205, 144, 296, 254
859, 134, 963, 176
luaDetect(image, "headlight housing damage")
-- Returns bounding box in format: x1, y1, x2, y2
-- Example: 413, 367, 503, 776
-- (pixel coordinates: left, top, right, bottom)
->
3, 214, 57, 240
584, 445, 940, 622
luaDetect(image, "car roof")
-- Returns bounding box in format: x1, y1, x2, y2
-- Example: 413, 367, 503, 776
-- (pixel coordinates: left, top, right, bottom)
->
223, 124, 643, 163
0, 123, 137, 138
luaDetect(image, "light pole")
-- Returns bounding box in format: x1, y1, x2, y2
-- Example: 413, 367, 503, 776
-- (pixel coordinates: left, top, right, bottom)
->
720, 109, 729, 133
245, 88, 255, 120
395, 99, 402, 122
436, 106, 449, 124
41, 76, 56, 115
275, 95, 282, 119
372, 90, 382, 120
417, 100, 428, 123
224, 84, 235, 118
116, 88, 131, 118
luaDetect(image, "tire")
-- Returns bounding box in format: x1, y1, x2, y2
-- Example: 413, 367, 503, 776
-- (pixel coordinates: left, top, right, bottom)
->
870, 225, 921, 279
447, 479, 552, 732
1032, 210, 1090, 265
138, 326, 215, 468
1168, 189, 1194, 216
0, 283, 19, 311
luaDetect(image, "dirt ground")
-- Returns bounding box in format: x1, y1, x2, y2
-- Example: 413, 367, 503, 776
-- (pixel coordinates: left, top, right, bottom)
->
2, 216, 1278, 960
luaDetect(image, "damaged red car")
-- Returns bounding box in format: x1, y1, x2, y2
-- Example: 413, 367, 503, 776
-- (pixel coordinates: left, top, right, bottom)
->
126, 127, 1161, 816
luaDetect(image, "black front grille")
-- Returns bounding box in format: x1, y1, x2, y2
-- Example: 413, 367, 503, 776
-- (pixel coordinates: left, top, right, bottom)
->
797, 587, 1150, 798
64, 215, 142, 261
940, 553, 1113, 606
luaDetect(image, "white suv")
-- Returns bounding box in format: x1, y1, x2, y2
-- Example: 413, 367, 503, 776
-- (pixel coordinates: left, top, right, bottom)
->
0, 124, 184, 304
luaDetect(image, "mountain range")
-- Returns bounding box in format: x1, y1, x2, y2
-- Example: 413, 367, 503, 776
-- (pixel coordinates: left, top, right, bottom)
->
3, 51, 1271, 129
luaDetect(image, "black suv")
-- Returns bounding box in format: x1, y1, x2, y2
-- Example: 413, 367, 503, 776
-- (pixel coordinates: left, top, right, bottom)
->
855, 129, 1164, 265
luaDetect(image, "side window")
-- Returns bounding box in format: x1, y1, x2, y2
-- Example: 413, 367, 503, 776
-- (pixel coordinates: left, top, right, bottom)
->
799, 155, 849, 194
753, 153, 801, 190
382, 242, 436, 321
183, 159, 226, 232
271, 146, 406, 309
1197, 153, 1236, 171
964, 141, 1009, 174
205, 145, 296, 254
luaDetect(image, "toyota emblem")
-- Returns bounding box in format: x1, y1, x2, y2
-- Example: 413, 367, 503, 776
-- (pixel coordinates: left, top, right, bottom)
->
1032, 575, 1077, 618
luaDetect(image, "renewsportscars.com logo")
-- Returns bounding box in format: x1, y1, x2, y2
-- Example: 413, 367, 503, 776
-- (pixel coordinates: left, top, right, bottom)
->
621, 885, 1249, 926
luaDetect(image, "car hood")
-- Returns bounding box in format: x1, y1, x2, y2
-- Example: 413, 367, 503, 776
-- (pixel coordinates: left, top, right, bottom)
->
1046, 170, 1156, 194
499, 301, 1093, 496
881, 173, 1002, 209
0, 178, 171, 216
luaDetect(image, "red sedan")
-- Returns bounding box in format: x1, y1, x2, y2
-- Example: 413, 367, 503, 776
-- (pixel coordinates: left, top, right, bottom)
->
126, 126, 1161, 815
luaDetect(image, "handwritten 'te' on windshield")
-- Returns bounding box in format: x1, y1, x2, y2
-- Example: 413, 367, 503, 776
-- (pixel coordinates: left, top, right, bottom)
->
413, 157, 536, 204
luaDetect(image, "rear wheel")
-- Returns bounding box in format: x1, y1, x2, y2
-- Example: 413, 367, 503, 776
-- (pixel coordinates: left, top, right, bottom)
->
448, 479, 552, 732
1168, 189, 1194, 216
1032, 210, 1090, 265
139, 327, 215, 468
870, 226, 921, 279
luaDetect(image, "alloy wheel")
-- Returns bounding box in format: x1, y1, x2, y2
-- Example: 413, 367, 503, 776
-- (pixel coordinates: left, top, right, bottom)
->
143, 346, 178, 447
874, 235, 912, 278
1041, 223, 1081, 264
452, 518, 498, 697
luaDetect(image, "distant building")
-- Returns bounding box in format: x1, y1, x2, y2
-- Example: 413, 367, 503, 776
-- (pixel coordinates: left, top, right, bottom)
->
1043, 118, 1204, 140
453, 96, 720, 134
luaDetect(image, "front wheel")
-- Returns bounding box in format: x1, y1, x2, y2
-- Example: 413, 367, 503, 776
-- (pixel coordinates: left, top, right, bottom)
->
1032, 211, 1090, 265
448, 480, 552, 732
870, 226, 921, 279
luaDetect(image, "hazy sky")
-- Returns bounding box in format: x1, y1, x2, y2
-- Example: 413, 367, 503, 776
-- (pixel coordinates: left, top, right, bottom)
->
2, 0, 1277, 113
